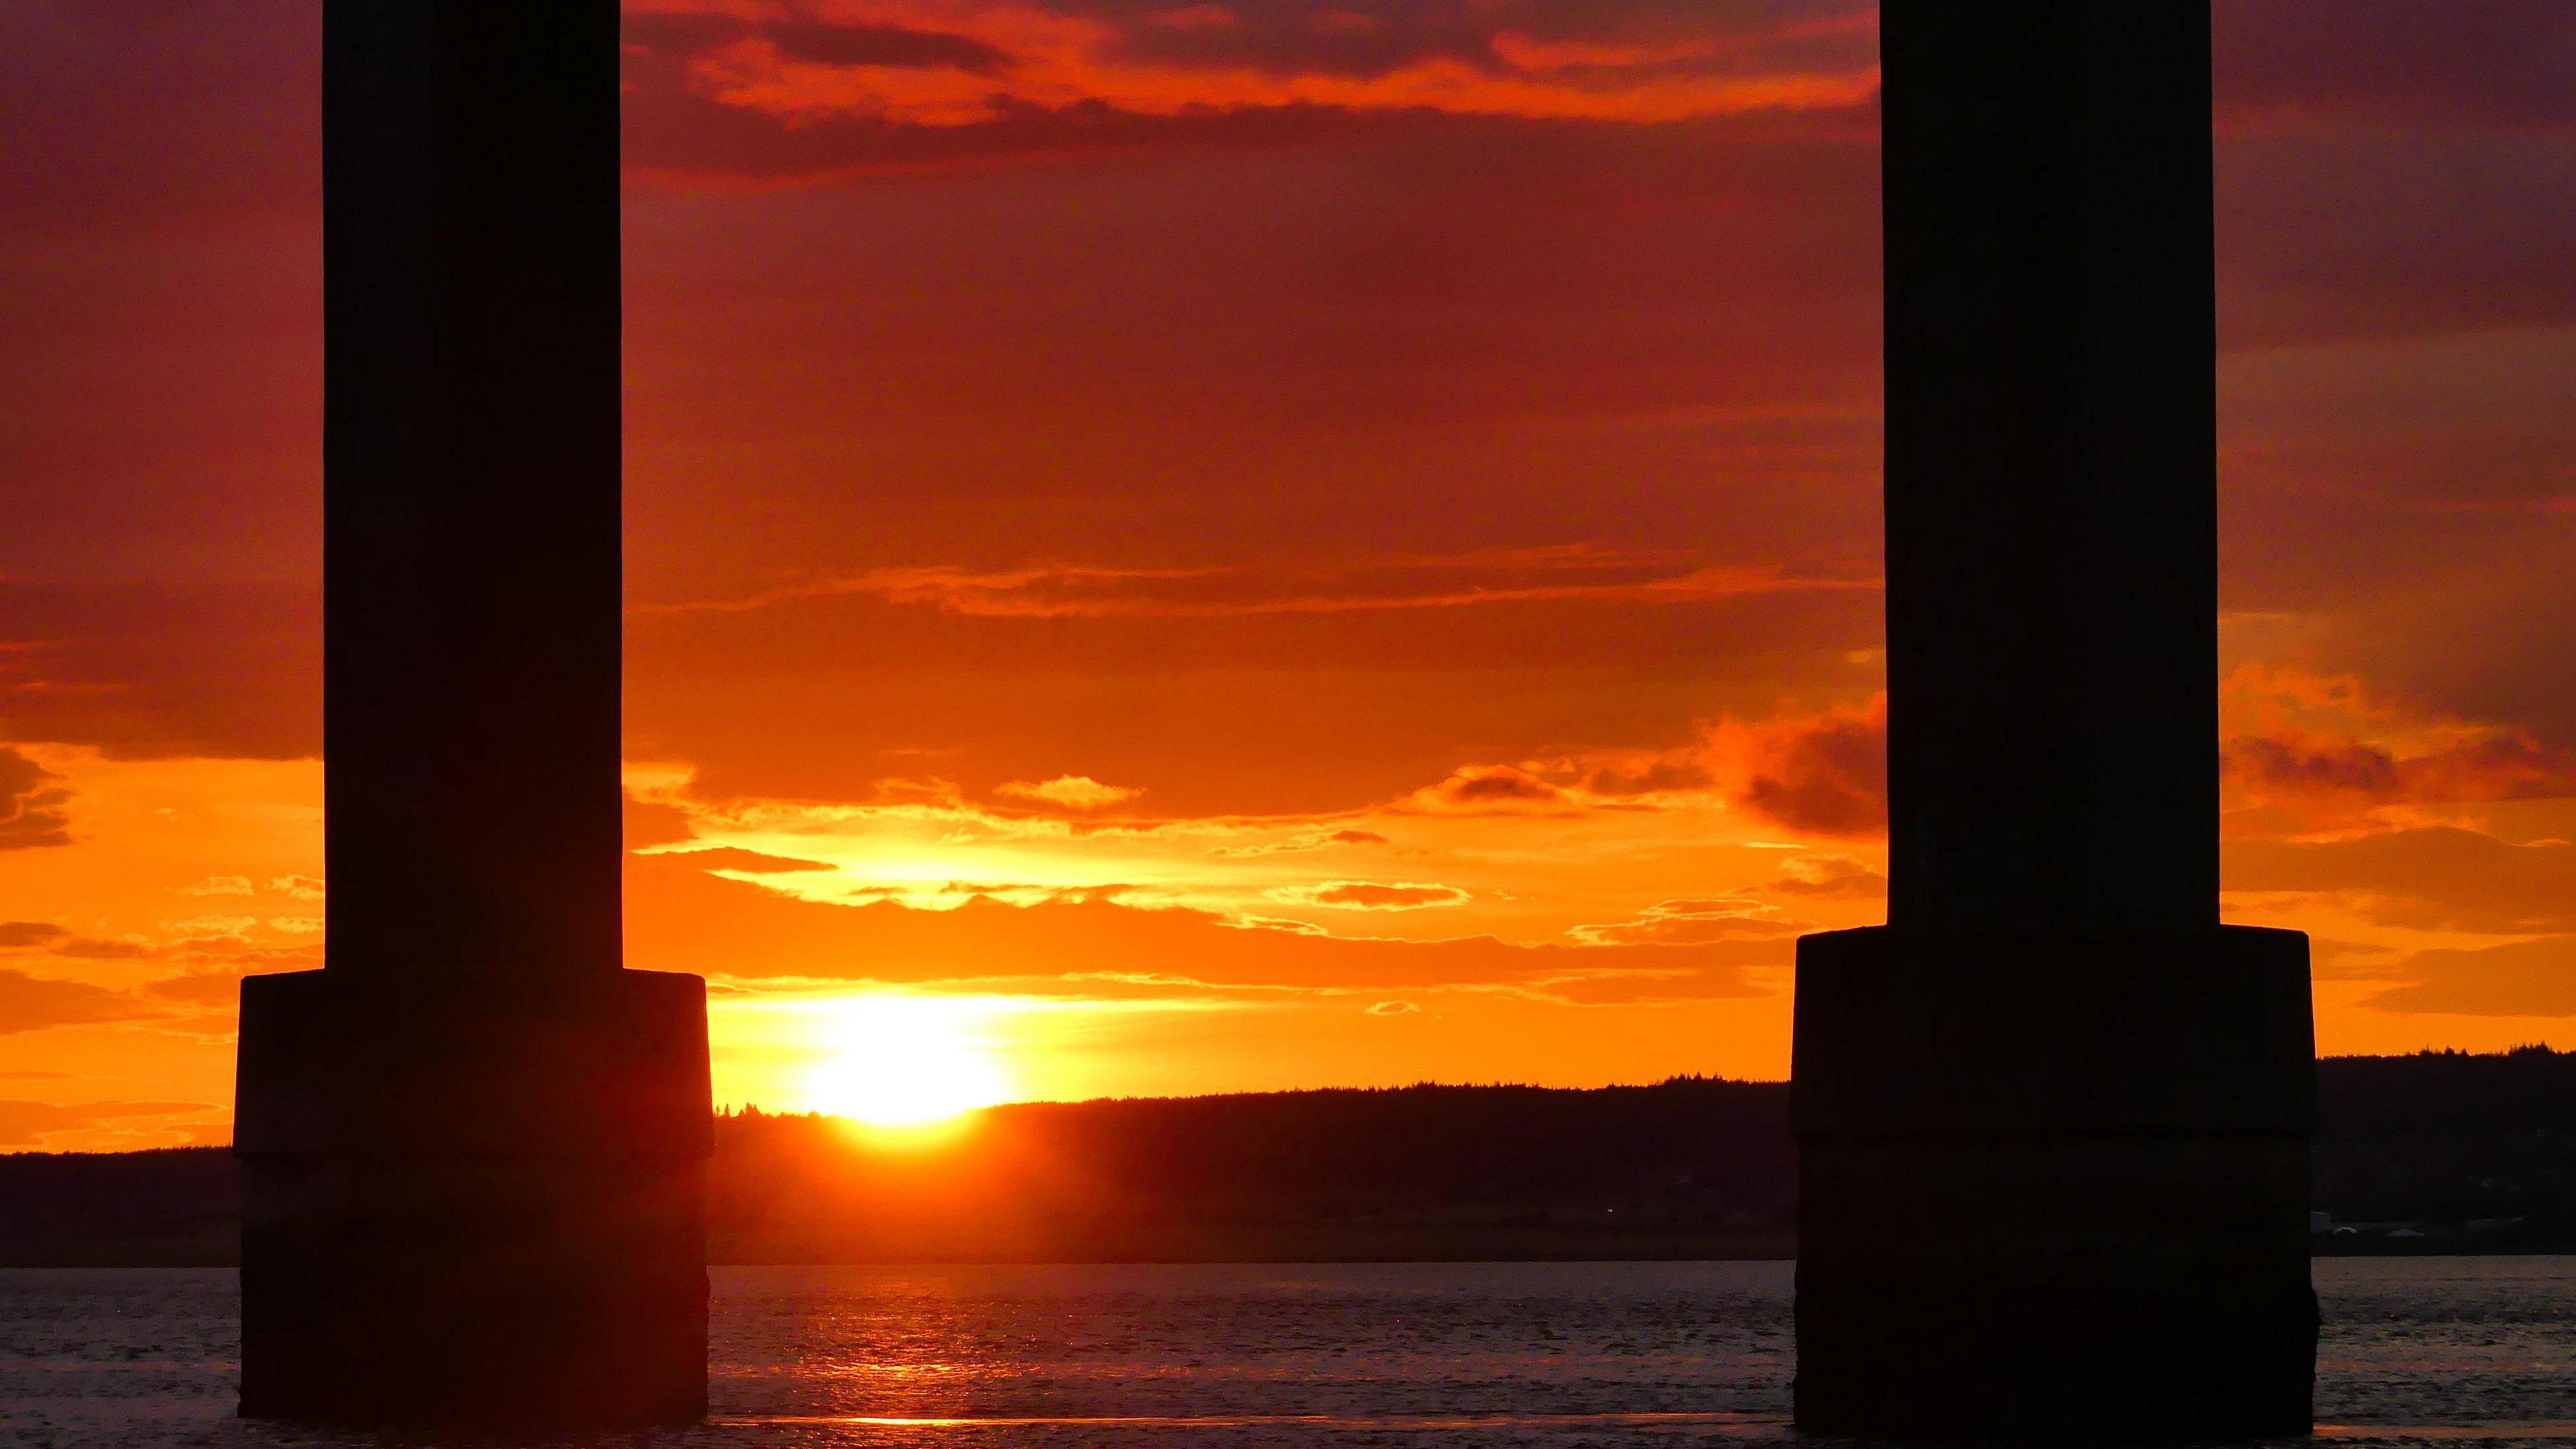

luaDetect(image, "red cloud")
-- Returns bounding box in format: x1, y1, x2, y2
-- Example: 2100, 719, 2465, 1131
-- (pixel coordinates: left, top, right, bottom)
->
624, 851, 1772, 1000
996, 775, 1144, 810
1769, 853, 1885, 899
2229, 827, 2576, 935
0, 582, 319, 761
0, 969, 140, 1035
2218, 667, 2576, 832
658, 847, 841, 874
1708, 698, 1886, 837
2227, 730, 2576, 809
2217, 0, 2576, 131
1398, 765, 1573, 816
1568, 895, 1803, 948
0, 749, 71, 851
1275, 881, 1468, 911
2365, 934, 2576, 1018
0, 1098, 217, 1151
641, 547, 1874, 620
619, 0, 1881, 184
0, 920, 155, 962
1383, 698, 1888, 835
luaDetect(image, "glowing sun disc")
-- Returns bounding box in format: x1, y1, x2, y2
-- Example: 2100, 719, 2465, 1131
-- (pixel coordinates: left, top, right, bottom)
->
804, 997, 1015, 1127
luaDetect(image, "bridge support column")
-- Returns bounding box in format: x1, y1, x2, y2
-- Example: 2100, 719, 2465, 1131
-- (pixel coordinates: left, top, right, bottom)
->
1792, 5, 2316, 1438
233, 1, 711, 1429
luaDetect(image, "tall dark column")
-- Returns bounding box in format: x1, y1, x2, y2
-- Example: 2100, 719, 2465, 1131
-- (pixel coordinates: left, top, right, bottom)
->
232, 1, 712, 1428
1791, 3, 2316, 1439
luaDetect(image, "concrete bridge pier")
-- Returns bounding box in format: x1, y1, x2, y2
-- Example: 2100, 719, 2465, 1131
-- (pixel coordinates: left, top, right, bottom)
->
1790, 4, 2318, 1438
233, 1, 712, 1429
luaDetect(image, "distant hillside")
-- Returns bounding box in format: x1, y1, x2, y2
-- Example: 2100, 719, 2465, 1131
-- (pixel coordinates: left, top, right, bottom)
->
2310, 1047, 2576, 1250
0, 1147, 239, 1267
7, 1051, 2576, 1265
708, 1077, 1796, 1263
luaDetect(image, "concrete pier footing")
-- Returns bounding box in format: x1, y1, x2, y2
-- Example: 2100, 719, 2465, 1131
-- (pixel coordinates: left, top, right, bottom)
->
1793, 927, 2317, 1440
235, 969, 711, 1428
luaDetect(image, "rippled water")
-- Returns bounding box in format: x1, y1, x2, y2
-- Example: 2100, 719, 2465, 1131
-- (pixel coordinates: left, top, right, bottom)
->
3, 1259, 2573, 1447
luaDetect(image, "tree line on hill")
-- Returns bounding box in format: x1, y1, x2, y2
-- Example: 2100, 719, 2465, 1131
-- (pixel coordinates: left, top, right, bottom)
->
5, 1049, 2575, 1265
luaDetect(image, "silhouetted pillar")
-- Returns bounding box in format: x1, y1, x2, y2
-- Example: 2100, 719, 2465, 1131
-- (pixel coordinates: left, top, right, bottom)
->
1791, 3, 2316, 1439
232, 0, 711, 1428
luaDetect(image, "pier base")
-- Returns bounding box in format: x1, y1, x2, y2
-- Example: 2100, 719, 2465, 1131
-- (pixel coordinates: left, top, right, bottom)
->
235, 969, 711, 1430
1792, 926, 2316, 1442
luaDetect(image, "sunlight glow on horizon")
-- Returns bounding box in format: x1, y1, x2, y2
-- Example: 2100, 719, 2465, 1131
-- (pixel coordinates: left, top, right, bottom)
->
800, 995, 1019, 1127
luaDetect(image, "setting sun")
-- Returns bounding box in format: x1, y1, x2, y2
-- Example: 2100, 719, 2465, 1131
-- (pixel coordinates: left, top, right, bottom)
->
802, 996, 1018, 1128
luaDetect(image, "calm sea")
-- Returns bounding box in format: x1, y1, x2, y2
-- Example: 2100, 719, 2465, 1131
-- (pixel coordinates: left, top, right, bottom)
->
4, 1258, 2573, 1447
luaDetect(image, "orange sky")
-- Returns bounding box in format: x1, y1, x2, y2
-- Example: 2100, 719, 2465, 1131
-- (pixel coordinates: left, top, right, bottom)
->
6, 1, 2576, 1150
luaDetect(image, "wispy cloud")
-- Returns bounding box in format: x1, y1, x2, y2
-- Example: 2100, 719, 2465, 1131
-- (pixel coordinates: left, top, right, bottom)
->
639, 545, 1877, 621
623, 0, 1882, 182
0, 747, 72, 851
996, 775, 1145, 810
1269, 880, 1469, 911
2220, 665, 2576, 837
621, 702, 1894, 974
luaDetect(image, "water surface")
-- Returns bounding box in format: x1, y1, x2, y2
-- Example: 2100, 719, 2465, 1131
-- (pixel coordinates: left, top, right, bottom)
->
4, 1258, 2571, 1447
